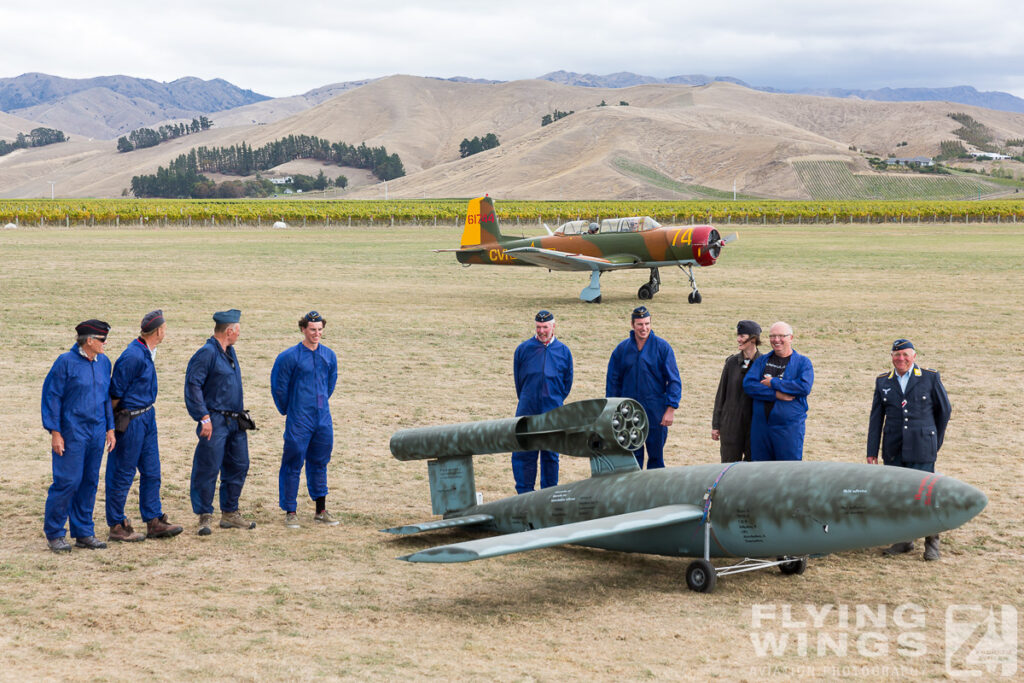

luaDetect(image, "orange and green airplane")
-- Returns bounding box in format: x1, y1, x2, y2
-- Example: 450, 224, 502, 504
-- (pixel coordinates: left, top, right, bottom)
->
438, 196, 736, 303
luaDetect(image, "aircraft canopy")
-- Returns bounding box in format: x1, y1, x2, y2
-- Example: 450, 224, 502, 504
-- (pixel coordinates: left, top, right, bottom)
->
553, 216, 662, 236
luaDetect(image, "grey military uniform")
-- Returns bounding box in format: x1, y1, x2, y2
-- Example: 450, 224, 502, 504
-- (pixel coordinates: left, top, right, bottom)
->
867, 364, 951, 465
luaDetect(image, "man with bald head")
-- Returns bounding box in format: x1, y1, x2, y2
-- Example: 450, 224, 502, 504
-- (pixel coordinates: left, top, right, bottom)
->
743, 321, 814, 461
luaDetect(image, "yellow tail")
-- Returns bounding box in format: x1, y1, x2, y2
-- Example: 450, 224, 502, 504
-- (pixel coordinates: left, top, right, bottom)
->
460, 196, 504, 247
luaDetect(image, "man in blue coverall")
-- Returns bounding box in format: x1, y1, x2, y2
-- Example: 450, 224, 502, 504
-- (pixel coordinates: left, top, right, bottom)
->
605, 306, 681, 469
511, 310, 573, 493
184, 309, 255, 535
742, 321, 814, 461
41, 319, 116, 553
271, 311, 340, 527
867, 338, 952, 560
106, 309, 182, 542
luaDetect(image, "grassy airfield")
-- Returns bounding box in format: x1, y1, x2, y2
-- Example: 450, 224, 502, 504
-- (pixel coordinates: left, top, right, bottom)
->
1, 222, 1021, 680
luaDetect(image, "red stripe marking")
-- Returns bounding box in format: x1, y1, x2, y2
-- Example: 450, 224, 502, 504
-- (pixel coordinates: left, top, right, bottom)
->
914, 476, 929, 501
924, 476, 940, 506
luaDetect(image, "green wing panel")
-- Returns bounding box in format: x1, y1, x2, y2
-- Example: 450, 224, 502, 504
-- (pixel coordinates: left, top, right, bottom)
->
397, 504, 704, 562
381, 513, 494, 535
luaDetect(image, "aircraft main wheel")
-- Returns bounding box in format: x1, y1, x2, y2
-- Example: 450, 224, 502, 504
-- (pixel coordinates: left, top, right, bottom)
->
779, 558, 807, 575
638, 284, 654, 300
685, 559, 717, 592
688, 291, 702, 304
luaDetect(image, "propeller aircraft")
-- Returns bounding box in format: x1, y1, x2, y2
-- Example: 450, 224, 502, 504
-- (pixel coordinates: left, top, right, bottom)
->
436, 196, 736, 303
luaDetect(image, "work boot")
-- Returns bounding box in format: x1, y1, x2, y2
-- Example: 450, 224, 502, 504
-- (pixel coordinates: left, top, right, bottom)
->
313, 510, 340, 526
284, 512, 300, 528
924, 535, 941, 561
47, 537, 72, 554
74, 536, 107, 549
882, 541, 915, 556
198, 513, 213, 536
108, 520, 146, 542
220, 510, 256, 530
146, 514, 183, 538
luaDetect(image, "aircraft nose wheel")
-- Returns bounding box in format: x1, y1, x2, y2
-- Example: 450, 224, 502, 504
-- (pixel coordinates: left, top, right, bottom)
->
688, 290, 702, 304
685, 559, 717, 592
638, 284, 654, 300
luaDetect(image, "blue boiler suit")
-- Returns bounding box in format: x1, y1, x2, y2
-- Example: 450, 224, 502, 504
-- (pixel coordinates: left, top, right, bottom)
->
184, 337, 248, 515
605, 331, 681, 469
106, 338, 163, 527
41, 346, 114, 540
743, 350, 814, 461
271, 342, 338, 512
512, 337, 573, 493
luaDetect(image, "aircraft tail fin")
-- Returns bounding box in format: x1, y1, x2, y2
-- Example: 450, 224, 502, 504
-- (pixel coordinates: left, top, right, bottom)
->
460, 196, 506, 247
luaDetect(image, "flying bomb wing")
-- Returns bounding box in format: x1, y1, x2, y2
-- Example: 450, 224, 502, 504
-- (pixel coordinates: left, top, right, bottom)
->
397, 504, 704, 563
504, 247, 638, 272
381, 513, 494, 535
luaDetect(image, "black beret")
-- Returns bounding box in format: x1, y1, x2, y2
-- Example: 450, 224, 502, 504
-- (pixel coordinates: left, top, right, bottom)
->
141, 309, 165, 333
737, 320, 761, 336
631, 306, 650, 320
535, 310, 554, 323
892, 339, 915, 352
76, 319, 110, 338
212, 309, 241, 324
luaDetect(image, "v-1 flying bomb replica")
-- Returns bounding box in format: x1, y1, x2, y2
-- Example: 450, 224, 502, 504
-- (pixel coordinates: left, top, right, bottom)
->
384, 398, 987, 592
435, 197, 736, 303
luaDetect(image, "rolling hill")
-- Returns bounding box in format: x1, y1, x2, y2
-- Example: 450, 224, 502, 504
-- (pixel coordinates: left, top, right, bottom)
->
2, 76, 1024, 200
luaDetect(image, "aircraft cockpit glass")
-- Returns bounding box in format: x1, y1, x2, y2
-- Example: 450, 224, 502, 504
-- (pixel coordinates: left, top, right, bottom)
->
600, 216, 661, 233
553, 219, 590, 236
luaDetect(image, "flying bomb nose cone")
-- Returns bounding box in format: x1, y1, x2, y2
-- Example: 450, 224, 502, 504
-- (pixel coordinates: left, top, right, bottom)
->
935, 475, 988, 529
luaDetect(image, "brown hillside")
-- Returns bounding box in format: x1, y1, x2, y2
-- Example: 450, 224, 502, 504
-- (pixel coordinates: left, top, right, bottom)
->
3, 76, 1024, 199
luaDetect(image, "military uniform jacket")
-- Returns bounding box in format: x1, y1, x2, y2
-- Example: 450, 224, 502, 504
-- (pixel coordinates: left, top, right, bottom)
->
867, 364, 951, 464
712, 350, 762, 444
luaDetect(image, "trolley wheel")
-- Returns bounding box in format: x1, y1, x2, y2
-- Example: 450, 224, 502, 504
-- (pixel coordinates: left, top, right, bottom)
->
685, 559, 717, 592
779, 558, 807, 575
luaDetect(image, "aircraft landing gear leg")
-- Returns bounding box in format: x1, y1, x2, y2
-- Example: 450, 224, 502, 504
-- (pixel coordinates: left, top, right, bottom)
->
580, 270, 603, 303
637, 267, 661, 300
679, 264, 701, 304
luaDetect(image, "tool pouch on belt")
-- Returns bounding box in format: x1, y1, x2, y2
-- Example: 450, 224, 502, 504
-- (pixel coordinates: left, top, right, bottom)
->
114, 410, 133, 434
237, 410, 257, 431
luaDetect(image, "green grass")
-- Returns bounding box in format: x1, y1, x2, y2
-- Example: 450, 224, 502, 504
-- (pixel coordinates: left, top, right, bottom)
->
793, 160, 1011, 199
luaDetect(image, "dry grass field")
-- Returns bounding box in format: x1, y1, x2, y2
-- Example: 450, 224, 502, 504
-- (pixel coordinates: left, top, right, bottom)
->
1, 221, 1021, 681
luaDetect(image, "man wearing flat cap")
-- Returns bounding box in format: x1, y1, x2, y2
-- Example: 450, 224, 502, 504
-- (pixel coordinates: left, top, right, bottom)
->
41, 319, 116, 553
105, 310, 182, 543
511, 310, 574, 493
712, 320, 763, 462
606, 306, 681, 469
867, 338, 952, 560
185, 309, 255, 535
271, 311, 340, 527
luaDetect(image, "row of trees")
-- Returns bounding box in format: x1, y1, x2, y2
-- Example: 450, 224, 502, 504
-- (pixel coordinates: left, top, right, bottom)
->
130, 135, 403, 197
190, 134, 404, 181
541, 109, 574, 126
459, 133, 499, 158
0, 127, 67, 156
117, 117, 213, 152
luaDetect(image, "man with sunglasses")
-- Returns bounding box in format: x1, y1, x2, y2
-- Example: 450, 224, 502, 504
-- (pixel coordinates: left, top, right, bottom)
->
41, 319, 116, 553
743, 321, 814, 461
271, 311, 340, 527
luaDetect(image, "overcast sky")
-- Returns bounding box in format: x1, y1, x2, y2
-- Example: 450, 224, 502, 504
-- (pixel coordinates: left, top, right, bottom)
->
5, 1, 1024, 98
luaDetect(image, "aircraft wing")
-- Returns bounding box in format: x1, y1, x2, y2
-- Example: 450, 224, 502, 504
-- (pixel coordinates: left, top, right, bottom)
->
397, 504, 703, 563
504, 247, 638, 272
381, 513, 494, 535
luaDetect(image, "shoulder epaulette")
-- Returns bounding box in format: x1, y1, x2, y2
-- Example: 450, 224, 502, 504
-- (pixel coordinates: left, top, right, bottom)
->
876, 371, 889, 378
922, 367, 938, 374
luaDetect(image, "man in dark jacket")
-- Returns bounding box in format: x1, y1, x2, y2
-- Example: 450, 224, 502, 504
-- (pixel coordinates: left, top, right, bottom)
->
712, 320, 762, 462
867, 338, 952, 560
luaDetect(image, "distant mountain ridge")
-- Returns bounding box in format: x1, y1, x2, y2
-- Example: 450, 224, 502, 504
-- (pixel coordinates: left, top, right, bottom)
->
535, 71, 1024, 114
